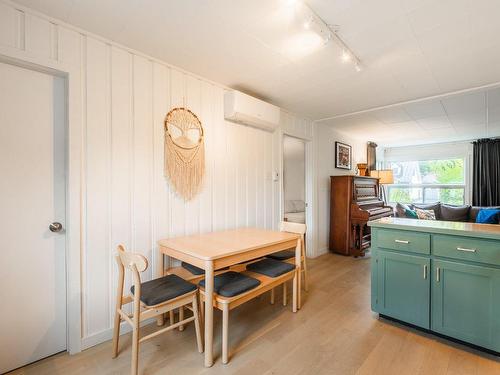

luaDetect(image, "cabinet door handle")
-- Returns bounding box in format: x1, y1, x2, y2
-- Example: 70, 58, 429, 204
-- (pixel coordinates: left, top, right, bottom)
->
456, 247, 476, 253
436, 267, 440, 283
423, 264, 427, 280
395, 239, 410, 244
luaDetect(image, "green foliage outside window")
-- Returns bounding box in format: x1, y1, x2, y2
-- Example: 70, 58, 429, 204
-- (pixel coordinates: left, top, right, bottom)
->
388, 159, 465, 205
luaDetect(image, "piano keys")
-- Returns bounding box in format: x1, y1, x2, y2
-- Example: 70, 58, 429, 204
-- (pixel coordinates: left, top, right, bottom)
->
329, 175, 393, 256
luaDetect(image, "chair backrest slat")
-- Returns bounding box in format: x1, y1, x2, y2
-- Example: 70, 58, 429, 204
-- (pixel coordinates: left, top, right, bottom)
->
280, 221, 306, 235
116, 244, 148, 272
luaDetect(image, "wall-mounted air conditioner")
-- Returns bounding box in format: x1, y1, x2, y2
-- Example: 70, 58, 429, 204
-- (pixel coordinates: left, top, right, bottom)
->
224, 90, 280, 132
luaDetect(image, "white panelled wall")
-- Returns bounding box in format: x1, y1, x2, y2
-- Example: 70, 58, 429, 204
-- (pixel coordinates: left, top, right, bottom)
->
0, 1, 314, 350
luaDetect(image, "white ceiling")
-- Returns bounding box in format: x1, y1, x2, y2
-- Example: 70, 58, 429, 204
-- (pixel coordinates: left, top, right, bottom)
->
319, 86, 500, 146
13, 0, 500, 121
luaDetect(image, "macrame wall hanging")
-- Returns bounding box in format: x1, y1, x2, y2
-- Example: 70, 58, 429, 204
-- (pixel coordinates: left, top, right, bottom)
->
164, 107, 205, 201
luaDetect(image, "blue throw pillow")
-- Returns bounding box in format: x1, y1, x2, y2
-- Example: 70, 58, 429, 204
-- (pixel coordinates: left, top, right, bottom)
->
476, 209, 500, 224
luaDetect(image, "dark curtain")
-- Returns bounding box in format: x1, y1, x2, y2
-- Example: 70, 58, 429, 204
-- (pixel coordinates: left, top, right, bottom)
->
367, 142, 377, 174
472, 138, 500, 206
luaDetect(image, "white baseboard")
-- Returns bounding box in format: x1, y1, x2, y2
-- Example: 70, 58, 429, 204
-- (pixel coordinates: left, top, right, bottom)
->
314, 247, 329, 257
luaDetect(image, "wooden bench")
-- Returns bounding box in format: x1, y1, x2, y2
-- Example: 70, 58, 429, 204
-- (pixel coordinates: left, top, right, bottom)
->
198, 266, 297, 364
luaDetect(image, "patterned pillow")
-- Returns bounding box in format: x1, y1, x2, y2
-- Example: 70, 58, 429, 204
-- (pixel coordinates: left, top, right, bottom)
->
415, 208, 436, 220
412, 203, 441, 219
395, 202, 410, 217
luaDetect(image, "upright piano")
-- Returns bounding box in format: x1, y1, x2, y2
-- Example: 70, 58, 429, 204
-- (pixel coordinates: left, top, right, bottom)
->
329, 175, 393, 257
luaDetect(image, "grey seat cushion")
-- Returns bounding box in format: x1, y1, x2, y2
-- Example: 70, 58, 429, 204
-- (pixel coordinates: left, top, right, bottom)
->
199, 271, 260, 297
247, 258, 295, 278
181, 261, 204, 275
267, 250, 295, 261
440, 204, 470, 222
181, 262, 229, 275
411, 202, 442, 219
130, 274, 197, 306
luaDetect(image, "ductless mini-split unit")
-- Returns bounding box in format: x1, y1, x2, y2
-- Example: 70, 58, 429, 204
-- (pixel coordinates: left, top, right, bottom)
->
224, 90, 280, 132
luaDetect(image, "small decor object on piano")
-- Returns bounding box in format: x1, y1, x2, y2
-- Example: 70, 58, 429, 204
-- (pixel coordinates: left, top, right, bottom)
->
335, 141, 352, 170
357, 163, 368, 176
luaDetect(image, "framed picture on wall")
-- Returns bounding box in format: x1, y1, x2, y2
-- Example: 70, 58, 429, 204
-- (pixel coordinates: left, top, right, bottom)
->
335, 141, 352, 170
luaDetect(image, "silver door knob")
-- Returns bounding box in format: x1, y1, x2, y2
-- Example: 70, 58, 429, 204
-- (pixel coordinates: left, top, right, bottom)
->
49, 222, 63, 233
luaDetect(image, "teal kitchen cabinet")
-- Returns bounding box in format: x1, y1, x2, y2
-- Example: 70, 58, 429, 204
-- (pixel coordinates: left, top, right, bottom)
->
432, 259, 500, 351
369, 219, 500, 353
374, 250, 430, 329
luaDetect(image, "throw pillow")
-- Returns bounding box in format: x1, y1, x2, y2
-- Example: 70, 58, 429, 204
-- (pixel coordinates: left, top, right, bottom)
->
440, 204, 470, 222
470, 206, 500, 222
415, 208, 436, 220
284, 200, 296, 213
412, 202, 441, 219
395, 202, 411, 217
476, 209, 500, 224
292, 200, 306, 212
405, 208, 418, 219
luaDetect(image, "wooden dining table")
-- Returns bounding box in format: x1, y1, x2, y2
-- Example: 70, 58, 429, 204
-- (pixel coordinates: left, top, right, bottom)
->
157, 227, 302, 367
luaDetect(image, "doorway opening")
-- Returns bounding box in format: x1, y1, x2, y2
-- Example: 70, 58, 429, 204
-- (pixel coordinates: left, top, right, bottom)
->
282, 135, 306, 224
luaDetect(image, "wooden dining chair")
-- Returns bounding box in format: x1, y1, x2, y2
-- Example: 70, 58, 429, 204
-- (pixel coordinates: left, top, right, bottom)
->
268, 221, 308, 308
112, 245, 203, 375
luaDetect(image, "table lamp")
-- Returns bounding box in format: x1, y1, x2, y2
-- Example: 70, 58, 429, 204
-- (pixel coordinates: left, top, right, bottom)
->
370, 169, 394, 204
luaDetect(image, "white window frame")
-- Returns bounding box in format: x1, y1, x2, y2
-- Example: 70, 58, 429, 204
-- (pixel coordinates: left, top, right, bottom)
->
382, 141, 473, 206
387, 183, 466, 205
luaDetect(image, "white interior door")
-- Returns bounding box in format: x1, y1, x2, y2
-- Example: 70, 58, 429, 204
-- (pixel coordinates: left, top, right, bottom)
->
0, 61, 66, 373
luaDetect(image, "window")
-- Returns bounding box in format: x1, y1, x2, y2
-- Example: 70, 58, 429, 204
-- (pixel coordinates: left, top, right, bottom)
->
387, 159, 465, 205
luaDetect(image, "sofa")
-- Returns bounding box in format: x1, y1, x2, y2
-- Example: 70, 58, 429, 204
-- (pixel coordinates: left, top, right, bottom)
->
395, 202, 500, 223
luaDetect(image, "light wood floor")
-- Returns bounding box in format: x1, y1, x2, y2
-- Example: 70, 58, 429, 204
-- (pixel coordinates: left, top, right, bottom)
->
10, 253, 500, 375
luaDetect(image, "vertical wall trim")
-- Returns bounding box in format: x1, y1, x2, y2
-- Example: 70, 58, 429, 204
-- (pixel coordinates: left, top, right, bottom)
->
15, 9, 25, 50
167, 68, 173, 245
225, 115, 229, 230
197, 79, 202, 234
182, 74, 188, 235
129, 53, 135, 252
50, 22, 58, 61
210, 84, 216, 232
106, 43, 113, 328
149, 59, 156, 272
80, 33, 88, 338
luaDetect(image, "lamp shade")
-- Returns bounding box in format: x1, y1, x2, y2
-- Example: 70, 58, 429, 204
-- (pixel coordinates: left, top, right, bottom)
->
370, 169, 394, 184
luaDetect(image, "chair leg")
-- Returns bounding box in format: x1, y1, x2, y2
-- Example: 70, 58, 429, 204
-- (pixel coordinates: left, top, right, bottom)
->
302, 257, 309, 292
192, 295, 203, 353
169, 310, 175, 326
198, 293, 204, 323
270, 288, 275, 304
112, 261, 124, 359
298, 266, 302, 310
112, 309, 121, 358
283, 282, 287, 306
178, 307, 183, 330
222, 304, 229, 364
131, 314, 140, 375
292, 269, 298, 313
